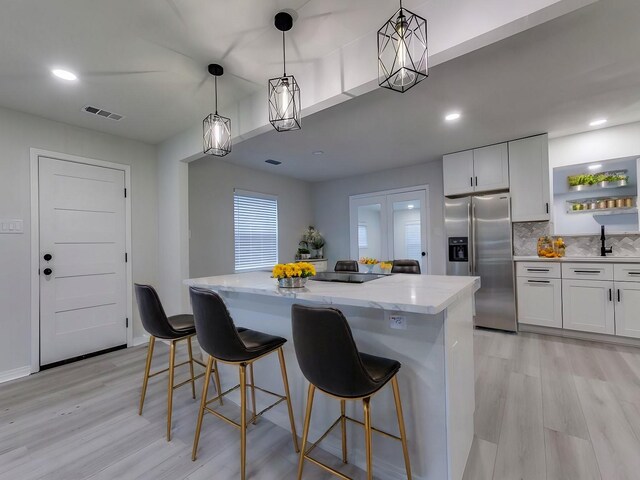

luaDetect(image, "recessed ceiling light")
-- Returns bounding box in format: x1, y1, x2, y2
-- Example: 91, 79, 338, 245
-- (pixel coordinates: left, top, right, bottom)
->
312, 150, 324, 155
588, 164, 602, 170
51, 69, 78, 81
445, 112, 461, 122
589, 118, 607, 127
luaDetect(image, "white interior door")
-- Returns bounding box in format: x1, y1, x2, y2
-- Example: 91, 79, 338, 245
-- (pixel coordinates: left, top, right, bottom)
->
387, 190, 428, 273
39, 157, 127, 365
349, 188, 429, 273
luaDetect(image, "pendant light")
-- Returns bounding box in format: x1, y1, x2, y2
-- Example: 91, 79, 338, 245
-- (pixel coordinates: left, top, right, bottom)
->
377, 0, 428, 93
203, 64, 231, 156
268, 12, 301, 132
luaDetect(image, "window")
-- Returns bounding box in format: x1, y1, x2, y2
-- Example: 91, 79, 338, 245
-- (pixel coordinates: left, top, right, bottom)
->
405, 222, 421, 260
234, 190, 278, 271
358, 224, 368, 248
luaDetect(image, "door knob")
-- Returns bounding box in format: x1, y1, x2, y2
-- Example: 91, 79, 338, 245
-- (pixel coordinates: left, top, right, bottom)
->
421, 251, 427, 257
43, 268, 53, 276
43, 253, 52, 262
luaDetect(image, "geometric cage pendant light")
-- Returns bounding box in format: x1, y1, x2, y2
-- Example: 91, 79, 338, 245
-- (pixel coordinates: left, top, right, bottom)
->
268, 11, 301, 132
377, 0, 428, 93
203, 63, 232, 156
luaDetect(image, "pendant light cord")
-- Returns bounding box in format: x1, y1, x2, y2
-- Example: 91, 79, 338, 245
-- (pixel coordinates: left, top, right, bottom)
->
282, 31, 287, 76
214, 76, 218, 115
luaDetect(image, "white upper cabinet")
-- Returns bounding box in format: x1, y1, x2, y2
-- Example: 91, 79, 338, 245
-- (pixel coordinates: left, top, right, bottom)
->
509, 134, 550, 222
443, 143, 509, 197
443, 150, 474, 197
473, 143, 509, 193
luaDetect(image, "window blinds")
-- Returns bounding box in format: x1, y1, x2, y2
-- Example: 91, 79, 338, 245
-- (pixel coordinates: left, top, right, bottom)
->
234, 190, 278, 271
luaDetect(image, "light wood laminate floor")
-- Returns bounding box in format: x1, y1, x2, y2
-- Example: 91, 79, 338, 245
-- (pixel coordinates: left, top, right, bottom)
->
3, 330, 640, 479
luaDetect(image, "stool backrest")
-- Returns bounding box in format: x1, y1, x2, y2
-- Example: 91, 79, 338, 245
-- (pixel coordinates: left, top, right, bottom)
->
189, 287, 248, 362
135, 284, 179, 339
391, 259, 421, 274
334, 260, 359, 272
291, 303, 375, 398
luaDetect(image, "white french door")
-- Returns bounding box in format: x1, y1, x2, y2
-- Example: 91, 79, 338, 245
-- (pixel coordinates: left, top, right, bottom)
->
349, 187, 429, 273
39, 157, 128, 365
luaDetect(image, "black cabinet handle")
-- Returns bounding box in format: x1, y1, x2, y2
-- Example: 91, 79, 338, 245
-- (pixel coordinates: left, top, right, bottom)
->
609, 288, 613, 302
574, 270, 601, 274
528, 280, 550, 284
618, 289, 621, 302
475, 176, 478, 186
526, 268, 550, 272
43, 268, 53, 276
545, 203, 549, 214
43, 253, 52, 261
470, 177, 473, 187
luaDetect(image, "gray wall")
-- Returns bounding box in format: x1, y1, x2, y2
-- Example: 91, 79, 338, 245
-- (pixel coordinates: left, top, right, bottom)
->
0, 106, 158, 377
312, 160, 446, 275
189, 158, 314, 278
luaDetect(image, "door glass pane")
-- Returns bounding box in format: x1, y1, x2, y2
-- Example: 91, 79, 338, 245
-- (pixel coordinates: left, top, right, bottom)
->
357, 204, 382, 260
392, 200, 422, 264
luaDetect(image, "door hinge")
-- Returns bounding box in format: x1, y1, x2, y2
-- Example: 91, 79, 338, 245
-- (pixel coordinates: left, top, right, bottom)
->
125, 252, 128, 263
126, 317, 129, 328
124, 188, 127, 198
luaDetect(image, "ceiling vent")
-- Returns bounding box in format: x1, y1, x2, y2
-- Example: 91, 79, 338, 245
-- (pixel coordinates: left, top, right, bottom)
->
265, 159, 282, 165
82, 105, 124, 121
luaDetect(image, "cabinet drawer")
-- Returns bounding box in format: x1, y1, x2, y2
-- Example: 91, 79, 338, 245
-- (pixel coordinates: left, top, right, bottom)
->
562, 263, 613, 281
516, 262, 561, 279
614, 264, 640, 282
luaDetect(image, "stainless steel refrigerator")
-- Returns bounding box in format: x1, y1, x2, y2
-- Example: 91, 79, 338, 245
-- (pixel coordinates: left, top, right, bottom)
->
445, 194, 516, 332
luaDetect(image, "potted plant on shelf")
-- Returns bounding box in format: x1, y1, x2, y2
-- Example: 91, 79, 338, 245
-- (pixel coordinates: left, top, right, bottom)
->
297, 242, 311, 260
303, 226, 326, 259
272, 262, 316, 288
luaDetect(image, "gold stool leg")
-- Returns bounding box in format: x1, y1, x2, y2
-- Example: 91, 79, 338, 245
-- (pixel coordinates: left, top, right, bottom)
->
167, 340, 176, 441
297, 384, 315, 480
138, 336, 155, 415
340, 399, 348, 464
213, 359, 223, 406
278, 347, 300, 453
192, 356, 213, 461
240, 364, 247, 480
187, 336, 197, 400
363, 397, 373, 480
392, 376, 412, 480
249, 363, 258, 425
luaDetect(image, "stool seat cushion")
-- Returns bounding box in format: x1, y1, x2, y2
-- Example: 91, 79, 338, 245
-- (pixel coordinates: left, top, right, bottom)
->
359, 352, 401, 385
238, 328, 287, 357
167, 314, 196, 335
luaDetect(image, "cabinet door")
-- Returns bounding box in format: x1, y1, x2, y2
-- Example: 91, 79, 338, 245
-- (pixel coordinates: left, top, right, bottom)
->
443, 150, 474, 197
508, 134, 550, 222
473, 143, 509, 193
517, 277, 562, 328
615, 282, 640, 338
562, 279, 615, 334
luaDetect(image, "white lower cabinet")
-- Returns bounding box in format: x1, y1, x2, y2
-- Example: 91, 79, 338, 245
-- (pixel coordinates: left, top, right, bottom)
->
516, 277, 562, 328
615, 282, 640, 338
562, 279, 615, 335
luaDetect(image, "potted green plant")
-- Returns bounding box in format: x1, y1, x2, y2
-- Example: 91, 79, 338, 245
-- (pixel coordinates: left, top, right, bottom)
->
303, 226, 326, 259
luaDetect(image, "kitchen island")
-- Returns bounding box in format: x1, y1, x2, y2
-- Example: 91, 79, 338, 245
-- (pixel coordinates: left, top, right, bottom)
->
185, 272, 480, 480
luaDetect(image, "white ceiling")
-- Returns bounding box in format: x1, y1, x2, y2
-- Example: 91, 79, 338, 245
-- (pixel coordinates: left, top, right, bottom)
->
212, 0, 640, 182
0, 0, 419, 144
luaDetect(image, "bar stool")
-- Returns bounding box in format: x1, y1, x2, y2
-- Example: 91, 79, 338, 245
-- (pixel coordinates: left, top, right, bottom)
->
391, 259, 421, 274
135, 284, 218, 441
291, 303, 412, 480
189, 287, 299, 480
334, 260, 359, 272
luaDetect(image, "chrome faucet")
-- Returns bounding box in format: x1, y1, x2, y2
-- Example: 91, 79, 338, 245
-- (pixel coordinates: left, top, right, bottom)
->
601, 225, 613, 257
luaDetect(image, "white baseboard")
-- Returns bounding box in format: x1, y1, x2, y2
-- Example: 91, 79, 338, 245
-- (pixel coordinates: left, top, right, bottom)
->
0, 366, 31, 384
132, 335, 149, 347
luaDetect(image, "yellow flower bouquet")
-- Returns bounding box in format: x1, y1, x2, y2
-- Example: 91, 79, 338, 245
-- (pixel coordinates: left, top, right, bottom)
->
379, 261, 393, 274
359, 257, 379, 273
272, 262, 316, 288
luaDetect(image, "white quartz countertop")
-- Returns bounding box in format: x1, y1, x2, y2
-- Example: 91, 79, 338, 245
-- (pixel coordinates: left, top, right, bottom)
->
514, 256, 640, 263
185, 271, 481, 315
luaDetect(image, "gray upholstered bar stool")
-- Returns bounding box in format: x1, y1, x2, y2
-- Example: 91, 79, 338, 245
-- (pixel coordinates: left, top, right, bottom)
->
189, 287, 299, 480
334, 260, 359, 272
134, 284, 216, 441
291, 303, 412, 480
391, 259, 421, 274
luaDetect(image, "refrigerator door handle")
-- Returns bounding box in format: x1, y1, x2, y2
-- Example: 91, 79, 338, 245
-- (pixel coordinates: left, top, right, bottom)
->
471, 201, 477, 275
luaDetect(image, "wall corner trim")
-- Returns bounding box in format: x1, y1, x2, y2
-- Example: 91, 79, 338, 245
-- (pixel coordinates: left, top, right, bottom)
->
0, 366, 31, 385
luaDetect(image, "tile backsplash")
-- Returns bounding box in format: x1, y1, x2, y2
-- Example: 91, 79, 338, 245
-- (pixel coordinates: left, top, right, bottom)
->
513, 222, 640, 257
